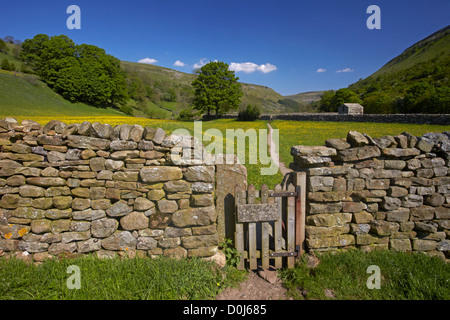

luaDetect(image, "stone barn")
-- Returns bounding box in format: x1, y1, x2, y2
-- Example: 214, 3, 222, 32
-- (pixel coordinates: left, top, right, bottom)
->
338, 103, 364, 115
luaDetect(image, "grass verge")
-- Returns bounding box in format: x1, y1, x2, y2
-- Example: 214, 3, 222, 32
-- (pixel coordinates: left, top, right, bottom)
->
279, 249, 450, 300
0, 255, 246, 300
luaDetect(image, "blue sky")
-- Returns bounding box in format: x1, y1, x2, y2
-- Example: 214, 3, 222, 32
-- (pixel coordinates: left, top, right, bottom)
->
1, 0, 449, 95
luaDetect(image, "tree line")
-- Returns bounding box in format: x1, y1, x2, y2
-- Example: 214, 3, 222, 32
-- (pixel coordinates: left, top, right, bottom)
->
317, 84, 449, 114
20, 34, 128, 108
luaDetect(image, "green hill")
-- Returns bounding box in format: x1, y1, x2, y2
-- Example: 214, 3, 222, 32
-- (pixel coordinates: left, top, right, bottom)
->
348, 25, 450, 113
369, 25, 450, 79
284, 91, 324, 104
121, 60, 289, 116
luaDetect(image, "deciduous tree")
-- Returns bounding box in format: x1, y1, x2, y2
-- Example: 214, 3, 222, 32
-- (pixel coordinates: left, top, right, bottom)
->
192, 61, 243, 116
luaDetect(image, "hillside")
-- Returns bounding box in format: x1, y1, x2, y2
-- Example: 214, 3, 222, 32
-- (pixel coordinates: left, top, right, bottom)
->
121, 60, 290, 116
348, 25, 449, 113
0, 72, 126, 119
370, 25, 450, 79
284, 91, 324, 103
1, 34, 315, 118
0, 40, 126, 119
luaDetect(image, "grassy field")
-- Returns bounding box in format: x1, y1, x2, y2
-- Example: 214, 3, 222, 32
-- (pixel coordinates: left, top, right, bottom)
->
280, 250, 450, 300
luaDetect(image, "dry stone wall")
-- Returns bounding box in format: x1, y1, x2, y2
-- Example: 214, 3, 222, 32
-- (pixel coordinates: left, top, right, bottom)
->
0, 118, 218, 262
290, 130, 450, 260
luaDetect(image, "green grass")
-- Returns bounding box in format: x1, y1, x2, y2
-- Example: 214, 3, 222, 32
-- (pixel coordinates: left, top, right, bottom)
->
280, 250, 450, 300
2, 250, 447, 300
0, 255, 246, 300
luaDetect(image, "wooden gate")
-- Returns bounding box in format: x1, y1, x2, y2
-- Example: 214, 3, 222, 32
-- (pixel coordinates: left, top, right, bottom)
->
234, 172, 306, 270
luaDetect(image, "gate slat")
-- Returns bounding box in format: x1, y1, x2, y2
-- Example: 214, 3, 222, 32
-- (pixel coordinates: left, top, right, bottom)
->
235, 185, 245, 270
274, 184, 283, 269
287, 183, 296, 268
247, 184, 257, 270
260, 184, 270, 270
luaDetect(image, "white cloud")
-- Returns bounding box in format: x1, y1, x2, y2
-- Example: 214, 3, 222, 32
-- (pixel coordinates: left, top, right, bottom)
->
257, 63, 277, 74
336, 67, 354, 73
173, 60, 185, 67
229, 62, 277, 74
229, 62, 258, 73
193, 58, 208, 70
138, 57, 158, 65
316, 68, 327, 73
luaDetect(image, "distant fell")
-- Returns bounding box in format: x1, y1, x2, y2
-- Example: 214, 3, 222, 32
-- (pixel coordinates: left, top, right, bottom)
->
284, 91, 325, 104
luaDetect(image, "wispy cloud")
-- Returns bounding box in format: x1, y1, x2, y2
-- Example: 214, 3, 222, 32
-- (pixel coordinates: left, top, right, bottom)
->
193, 58, 208, 70
316, 68, 327, 73
173, 60, 186, 67
336, 67, 354, 73
138, 57, 158, 65
229, 62, 277, 74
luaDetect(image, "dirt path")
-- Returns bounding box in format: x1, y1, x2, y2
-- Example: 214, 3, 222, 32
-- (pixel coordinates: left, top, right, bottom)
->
216, 270, 291, 300
267, 122, 292, 176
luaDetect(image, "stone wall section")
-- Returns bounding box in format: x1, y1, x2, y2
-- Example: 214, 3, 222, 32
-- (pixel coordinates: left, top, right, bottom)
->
217, 113, 450, 125
290, 130, 450, 260
260, 113, 450, 125
0, 118, 218, 262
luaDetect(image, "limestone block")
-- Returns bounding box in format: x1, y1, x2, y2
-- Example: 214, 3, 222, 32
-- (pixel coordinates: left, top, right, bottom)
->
106, 201, 133, 217
412, 239, 437, 251
347, 131, 369, 147
306, 225, 350, 238
184, 166, 215, 183
370, 220, 399, 236
77, 238, 102, 253
291, 145, 337, 157
19, 185, 45, 198
325, 138, 350, 150
136, 237, 157, 250
140, 166, 183, 183
91, 218, 118, 238
101, 231, 137, 251
67, 135, 110, 150
181, 234, 218, 249
308, 176, 334, 192
120, 211, 149, 231
382, 148, 421, 158
308, 202, 342, 214
390, 239, 412, 252
172, 206, 216, 227
306, 234, 355, 249
386, 208, 410, 222
157, 199, 178, 213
